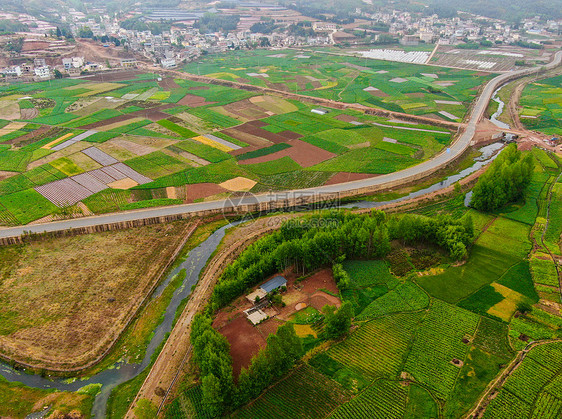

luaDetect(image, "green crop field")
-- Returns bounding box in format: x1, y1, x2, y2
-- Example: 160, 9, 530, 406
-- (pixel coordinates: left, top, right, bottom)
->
484, 342, 562, 419
0, 65, 456, 225
404, 300, 479, 398
318, 312, 423, 384
520, 75, 562, 136
418, 216, 531, 303
183, 49, 493, 120
125, 151, 187, 179
341, 260, 400, 314
357, 281, 430, 320
231, 366, 351, 419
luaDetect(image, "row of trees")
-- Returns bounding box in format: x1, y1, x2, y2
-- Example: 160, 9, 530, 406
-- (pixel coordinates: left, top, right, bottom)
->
471, 143, 534, 212
192, 312, 303, 416
236, 323, 302, 405
191, 314, 234, 417
211, 210, 474, 309
211, 211, 390, 309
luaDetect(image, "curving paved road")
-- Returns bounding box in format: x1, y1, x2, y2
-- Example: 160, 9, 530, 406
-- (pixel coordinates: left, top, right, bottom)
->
1, 52, 560, 240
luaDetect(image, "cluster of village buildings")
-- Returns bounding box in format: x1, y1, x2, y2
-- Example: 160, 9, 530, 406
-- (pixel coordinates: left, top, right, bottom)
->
1, 3, 561, 81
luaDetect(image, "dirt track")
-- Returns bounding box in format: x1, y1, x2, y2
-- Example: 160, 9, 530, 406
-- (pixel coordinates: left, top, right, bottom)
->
467, 339, 562, 418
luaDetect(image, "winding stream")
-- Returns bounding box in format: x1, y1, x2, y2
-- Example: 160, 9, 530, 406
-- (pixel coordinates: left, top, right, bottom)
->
490, 87, 511, 130
13, 222, 239, 418
7, 144, 503, 418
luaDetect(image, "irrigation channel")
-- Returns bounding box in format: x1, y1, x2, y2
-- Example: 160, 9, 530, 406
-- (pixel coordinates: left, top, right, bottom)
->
5, 143, 503, 418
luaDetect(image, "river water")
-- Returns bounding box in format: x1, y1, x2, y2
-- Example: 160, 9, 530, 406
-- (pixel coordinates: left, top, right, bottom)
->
490, 87, 511, 130
13, 221, 239, 418
10, 144, 503, 418
341, 142, 504, 210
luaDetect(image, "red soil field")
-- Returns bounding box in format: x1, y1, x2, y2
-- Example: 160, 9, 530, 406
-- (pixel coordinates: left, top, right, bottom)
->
324, 172, 376, 186
301, 269, 340, 295
220, 128, 272, 147
309, 292, 341, 311
222, 122, 302, 145
158, 77, 181, 90
185, 183, 227, 203
79, 104, 174, 129
238, 139, 336, 167
177, 94, 216, 107
218, 315, 265, 377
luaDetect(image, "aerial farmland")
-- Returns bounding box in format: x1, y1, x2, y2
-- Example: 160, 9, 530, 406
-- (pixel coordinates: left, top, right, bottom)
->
0, 56, 479, 226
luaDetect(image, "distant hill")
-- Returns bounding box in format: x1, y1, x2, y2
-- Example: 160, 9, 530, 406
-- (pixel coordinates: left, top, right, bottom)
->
423, 0, 562, 21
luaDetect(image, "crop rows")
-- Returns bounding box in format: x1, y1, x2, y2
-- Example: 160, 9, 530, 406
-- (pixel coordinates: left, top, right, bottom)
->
357, 281, 429, 319
531, 392, 562, 419
329, 380, 407, 419
503, 358, 554, 403
165, 385, 212, 419
233, 365, 350, 419
172, 139, 231, 163
237, 143, 291, 161
404, 300, 479, 398
126, 151, 187, 179
157, 120, 197, 138
326, 312, 422, 380
482, 389, 531, 419
246, 156, 301, 176
530, 256, 559, 287
527, 341, 562, 372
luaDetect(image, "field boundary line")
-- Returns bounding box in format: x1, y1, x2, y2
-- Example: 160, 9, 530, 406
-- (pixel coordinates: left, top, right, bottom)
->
466, 338, 562, 418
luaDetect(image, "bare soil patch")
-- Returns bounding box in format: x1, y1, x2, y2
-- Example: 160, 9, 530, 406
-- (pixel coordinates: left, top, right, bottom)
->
158, 78, 181, 90
20, 108, 38, 119
107, 177, 138, 189
220, 128, 272, 147
309, 292, 340, 311
300, 269, 340, 295
85, 70, 143, 82
238, 139, 336, 167
0, 221, 194, 371
219, 177, 257, 192
0, 171, 16, 181
186, 183, 227, 203
22, 41, 49, 52
218, 315, 265, 377
334, 114, 358, 123
369, 90, 390, 97
324, 172, 376, 186
177, 94, 216, 107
